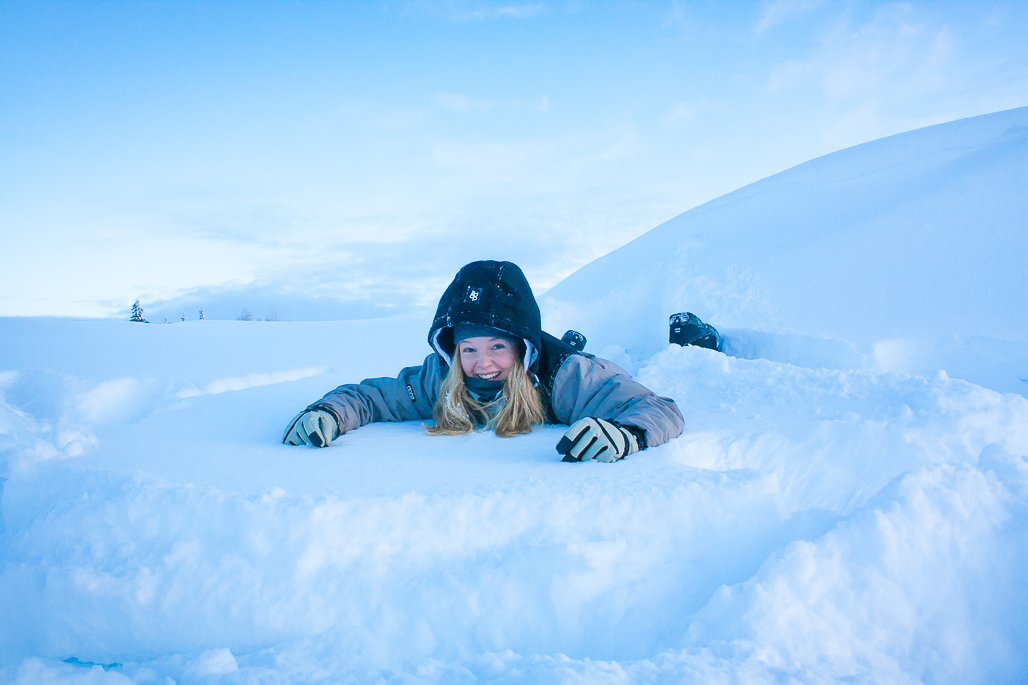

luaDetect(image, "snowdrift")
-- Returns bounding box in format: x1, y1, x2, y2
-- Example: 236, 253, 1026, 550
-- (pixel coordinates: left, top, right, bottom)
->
2, 109, 1027, 683
543, 107, 1028, 397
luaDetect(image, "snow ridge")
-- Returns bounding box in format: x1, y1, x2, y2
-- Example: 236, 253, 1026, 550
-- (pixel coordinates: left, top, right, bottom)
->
543, 106, 1028, 397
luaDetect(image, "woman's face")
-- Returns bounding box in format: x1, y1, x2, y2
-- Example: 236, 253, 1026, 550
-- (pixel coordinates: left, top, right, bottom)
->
458, 336, 518, 381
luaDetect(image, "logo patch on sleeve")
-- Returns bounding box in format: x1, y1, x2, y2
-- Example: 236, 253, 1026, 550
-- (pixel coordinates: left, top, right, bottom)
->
464, 286, 482, 303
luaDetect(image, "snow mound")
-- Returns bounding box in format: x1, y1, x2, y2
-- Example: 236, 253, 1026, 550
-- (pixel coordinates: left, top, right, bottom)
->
543, 107, 1028, 397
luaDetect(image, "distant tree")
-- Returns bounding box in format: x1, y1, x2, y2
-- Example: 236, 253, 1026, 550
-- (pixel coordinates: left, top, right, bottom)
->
265, 310, 280, 322
199, 308, 205, 320
130, 300, 148, 323
181, 313, 187, 322
238, 307, 253, 321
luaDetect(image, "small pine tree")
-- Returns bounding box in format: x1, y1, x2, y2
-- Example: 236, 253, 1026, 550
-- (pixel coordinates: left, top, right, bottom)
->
130, 300, 149, 323
199, 308, 205, 320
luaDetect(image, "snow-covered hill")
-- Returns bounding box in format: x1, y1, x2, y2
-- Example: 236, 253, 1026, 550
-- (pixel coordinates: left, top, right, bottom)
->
543, 106, 1028, 397
1, 109, 1027, 684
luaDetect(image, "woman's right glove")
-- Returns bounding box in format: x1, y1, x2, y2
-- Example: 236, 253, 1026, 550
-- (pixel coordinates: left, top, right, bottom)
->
556, 417, 640, 463
283, 409, 340, 448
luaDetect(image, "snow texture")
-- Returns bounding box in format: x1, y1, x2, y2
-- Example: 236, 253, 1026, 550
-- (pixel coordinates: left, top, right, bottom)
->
1, 108, 1027, 683
543, 107, 1028, 397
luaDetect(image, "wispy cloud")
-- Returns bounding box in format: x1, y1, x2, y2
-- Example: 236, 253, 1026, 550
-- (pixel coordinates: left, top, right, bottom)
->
565, 126, 639, 172
563, 0, 586, 15
662, 0, 697, 31
431, 137, 556, 180
138, 177, 672, 323
401, 1, 549, 21
768, 5, 955, 99
662, 102, 695, 127
756, 0, 823, 33
361, 109, 428, 132
761, 4, 970, 150
489, 3, 547, 19
434, 92, 491, 113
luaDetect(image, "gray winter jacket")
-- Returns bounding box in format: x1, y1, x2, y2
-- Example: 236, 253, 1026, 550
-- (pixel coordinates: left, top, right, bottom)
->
309, 352, 684, 448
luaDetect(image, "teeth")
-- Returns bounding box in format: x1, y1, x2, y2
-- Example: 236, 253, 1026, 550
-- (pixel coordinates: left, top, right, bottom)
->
479, 372, 499, 379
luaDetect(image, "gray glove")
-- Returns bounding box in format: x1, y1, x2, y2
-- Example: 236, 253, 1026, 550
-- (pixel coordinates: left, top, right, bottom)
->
283, 409, 340, 448
556, 417, 640, 463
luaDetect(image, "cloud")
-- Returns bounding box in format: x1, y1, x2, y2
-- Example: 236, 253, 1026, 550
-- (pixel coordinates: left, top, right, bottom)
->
756, 0, 823, 33
434, 92, 491, 113
565, 126, 639, 172
136, 184, 662, 324
563, 0, 586, 14
401, 1, 549, 21
767, 5, 956, 101
435, 93, 552, 115
662, 102, 695, 126
360, 109, 427, 132
489, 3, 547, 19
144, 280, 403, 323
430, 137, 558, 185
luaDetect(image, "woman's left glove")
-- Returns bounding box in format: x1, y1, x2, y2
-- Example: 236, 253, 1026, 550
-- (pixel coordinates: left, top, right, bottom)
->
283, 410, 340, 447
556, 417, 640, 463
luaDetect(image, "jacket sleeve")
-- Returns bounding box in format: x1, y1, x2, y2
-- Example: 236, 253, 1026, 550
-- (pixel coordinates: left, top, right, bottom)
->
307, 354, 444, 435
548, 354, 684, 448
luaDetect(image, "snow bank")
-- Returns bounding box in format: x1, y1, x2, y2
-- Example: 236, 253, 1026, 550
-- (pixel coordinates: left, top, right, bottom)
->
2, 317, 1027, 683
542, 107, 1028, 398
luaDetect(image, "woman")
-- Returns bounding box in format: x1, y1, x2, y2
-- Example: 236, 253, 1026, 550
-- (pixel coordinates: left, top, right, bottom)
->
283, 260, 683, 462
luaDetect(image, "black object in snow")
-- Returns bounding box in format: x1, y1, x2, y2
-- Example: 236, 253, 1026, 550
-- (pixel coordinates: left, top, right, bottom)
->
669, 312, 722, 352
561, 330, 587, 352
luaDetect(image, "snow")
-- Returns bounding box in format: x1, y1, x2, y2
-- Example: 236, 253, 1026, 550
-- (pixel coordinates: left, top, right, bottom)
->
2, 108, 1027, 683
542, 106, 1028, 398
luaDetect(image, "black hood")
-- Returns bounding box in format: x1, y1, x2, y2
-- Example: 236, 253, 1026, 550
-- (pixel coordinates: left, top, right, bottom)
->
429, 261, 542, 370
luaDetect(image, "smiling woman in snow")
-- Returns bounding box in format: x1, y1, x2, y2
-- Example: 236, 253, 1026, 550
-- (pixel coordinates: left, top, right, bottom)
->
283, 260, 683, 462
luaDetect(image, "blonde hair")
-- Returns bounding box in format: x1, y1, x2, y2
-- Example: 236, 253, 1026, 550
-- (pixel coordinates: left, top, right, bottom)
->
427, 347, 545, 437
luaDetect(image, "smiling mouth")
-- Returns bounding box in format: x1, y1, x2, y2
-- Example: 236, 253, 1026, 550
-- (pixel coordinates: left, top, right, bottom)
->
477, 372, 501, 380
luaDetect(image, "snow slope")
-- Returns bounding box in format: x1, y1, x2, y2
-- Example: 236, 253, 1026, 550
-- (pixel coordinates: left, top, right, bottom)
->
2, 109, 1027, 683
543, 107, 1028, 397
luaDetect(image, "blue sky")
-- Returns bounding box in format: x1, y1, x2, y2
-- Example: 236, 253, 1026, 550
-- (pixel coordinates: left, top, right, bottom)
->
1, 0, 1026, 320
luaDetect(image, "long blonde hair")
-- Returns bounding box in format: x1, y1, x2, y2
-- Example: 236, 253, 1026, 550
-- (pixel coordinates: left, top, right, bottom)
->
427, 348, 545, 437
